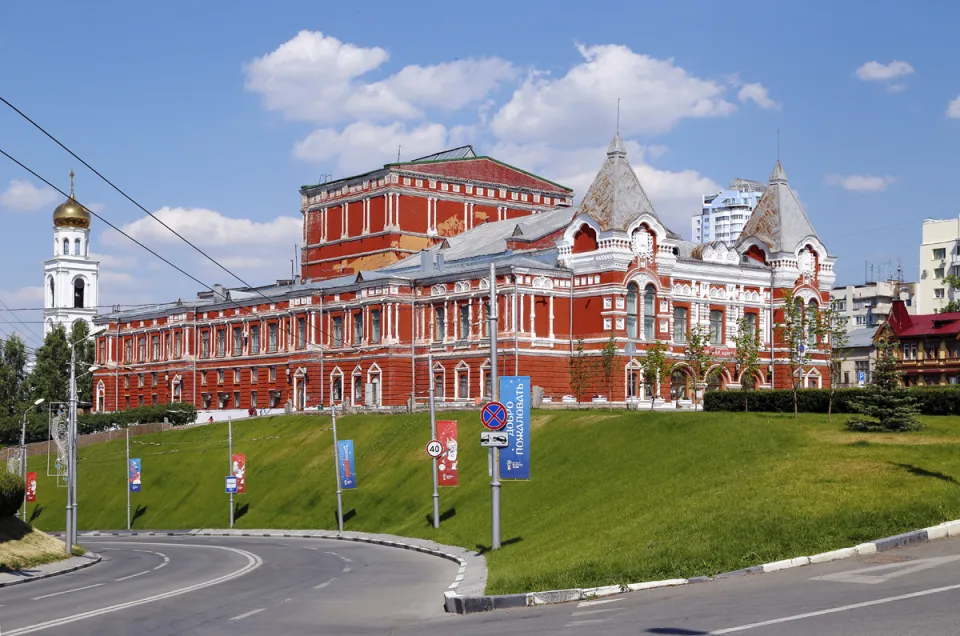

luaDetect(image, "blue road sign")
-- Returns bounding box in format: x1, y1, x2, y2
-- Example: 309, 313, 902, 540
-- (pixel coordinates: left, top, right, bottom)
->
858, 371, 866, 384
499, 376, 530, 480
225, 476, 238, 493
339, 440, 357, 490
481, 401, 507, 431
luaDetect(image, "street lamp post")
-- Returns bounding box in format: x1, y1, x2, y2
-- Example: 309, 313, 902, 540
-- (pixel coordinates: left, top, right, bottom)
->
20, 398, 45, 521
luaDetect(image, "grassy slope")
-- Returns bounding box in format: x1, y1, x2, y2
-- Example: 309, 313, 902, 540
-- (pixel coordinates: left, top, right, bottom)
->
0, 516, 70, 570
23, 411, 960, 594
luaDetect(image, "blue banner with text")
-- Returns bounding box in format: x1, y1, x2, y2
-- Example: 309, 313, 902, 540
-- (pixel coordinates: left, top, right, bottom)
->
339, 440, 356, 490
499, 376, 530, 480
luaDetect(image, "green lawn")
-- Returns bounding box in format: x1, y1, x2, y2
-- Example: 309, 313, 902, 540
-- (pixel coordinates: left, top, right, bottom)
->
23, 410, 960, 594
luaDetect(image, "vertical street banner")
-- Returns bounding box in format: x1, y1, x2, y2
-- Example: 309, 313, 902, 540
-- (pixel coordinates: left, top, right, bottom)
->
25, 471, 37, 502
339, 440, 356, 490
129, 458, 141, 493
499, 376, 531, 480
231, 454, 246, 494
436, 420, 459, 487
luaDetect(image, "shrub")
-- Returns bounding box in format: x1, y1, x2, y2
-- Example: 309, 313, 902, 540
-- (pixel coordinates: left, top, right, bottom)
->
0, 469, 25, 518
703, 386, 960, 416
77, 402, 196, 434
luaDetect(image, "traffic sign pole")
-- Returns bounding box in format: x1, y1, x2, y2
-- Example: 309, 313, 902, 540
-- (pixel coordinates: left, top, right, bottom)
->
488, 262, 501, 551
428, 353, 440, 529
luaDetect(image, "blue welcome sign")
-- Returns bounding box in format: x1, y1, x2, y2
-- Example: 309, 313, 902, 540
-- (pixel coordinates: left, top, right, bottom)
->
498, 376, 530, 480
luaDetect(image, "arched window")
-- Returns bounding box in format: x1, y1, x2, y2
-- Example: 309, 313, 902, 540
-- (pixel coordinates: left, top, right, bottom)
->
626, 283, 639, 338
48, 276, 55, 306
806, 299, 818, 345
74, 238, 81, 255
643, 284, 656, 340
63, 238, 69, 255
572, 225, 598, 254
74, 278, 84, 309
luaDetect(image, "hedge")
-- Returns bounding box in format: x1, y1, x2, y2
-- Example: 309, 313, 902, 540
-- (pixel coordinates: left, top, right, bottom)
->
0, 469, 25, 518
703, 386, 960, 416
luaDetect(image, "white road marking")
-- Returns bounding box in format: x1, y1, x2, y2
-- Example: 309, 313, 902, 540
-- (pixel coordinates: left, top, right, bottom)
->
708, 580, 960, 634
229, 608, 265, 621
566, 618, 609, 626
810, 555, 960, 585
314, 579, 336, 590
342, 565, 351, 573
6, 542, 262, 636
578, 598, 622, 608
571, 608, 619, 617
31, 583, 104, 600
115, 571, 149, 582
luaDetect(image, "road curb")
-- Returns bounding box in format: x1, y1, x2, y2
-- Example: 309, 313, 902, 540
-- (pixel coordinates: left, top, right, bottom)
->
445, 518, 960, 614
0, 552, 102, 589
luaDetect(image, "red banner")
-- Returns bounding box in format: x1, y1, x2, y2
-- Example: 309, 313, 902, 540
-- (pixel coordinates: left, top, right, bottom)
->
231, 454, 246, 494
25, 472, 37, 502
436, 420, 458, 487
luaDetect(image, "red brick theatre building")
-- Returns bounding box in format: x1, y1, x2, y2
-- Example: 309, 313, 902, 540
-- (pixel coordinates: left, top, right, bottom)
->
91, 136, 836, 414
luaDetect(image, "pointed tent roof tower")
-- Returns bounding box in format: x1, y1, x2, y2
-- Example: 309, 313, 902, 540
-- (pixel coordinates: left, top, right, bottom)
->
736, 160, 820, 254
577, 133, 673, 234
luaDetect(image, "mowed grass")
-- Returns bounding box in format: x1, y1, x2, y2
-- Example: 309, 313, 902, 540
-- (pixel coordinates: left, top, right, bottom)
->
22, 410, 960, 594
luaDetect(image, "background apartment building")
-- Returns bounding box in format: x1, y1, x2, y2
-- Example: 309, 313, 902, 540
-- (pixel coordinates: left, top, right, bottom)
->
917, 217, 960, 313
830, 278, 916, 331
691, 178, 765, 243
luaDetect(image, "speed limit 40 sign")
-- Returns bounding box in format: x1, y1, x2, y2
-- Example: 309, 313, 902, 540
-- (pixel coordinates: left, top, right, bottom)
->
426, 439, 444, 458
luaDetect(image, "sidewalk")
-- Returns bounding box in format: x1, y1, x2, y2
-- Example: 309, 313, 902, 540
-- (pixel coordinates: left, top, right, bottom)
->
0, 551, 102, 589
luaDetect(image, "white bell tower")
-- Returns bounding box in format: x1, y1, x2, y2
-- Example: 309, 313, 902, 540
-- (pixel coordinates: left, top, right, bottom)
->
43, 171, 100, 336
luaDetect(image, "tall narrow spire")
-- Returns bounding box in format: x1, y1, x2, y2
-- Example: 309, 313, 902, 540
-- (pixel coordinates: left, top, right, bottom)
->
69, 169, 75, 197
607, 131, 626, 157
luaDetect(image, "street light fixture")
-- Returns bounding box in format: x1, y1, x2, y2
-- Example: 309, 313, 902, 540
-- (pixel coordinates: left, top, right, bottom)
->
19, 397, 45, 521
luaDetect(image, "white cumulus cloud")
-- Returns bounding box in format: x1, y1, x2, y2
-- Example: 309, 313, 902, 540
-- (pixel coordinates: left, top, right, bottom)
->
489, 43, 737, 145
737, 83, 781, 110
855, 60, 915, 81
825, 173, 898, 192
947, 96, 960, 119
0, 180, 60, 212
244, 30, 515, 124
107, 207, 301, 248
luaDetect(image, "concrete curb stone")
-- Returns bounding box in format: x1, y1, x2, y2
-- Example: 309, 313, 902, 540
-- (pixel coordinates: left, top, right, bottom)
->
0, 551, 102, 588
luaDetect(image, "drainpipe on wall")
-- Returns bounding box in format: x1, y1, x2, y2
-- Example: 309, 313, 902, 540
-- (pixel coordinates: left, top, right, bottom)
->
770, 265, 776, 389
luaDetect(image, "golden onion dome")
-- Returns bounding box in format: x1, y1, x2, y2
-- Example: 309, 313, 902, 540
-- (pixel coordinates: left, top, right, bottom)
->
52, 170, 90, 229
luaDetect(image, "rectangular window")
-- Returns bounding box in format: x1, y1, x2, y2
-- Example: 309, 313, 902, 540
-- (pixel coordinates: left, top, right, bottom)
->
935, 267, 945, 279
138, 374, 144, 388
251, 391, 258, 408
936, 288, 945, 299
152, 372, 158, 387
234, 391, 241, 408
269, 366, 276, 382
744, 312, 757, 336
201, 331, 210, 358
251, 367, 258, 383
268, 323, 278, 352
673, 307, 688, 343
124, 375, 130, 389
435, 307, 446, 341
233, 326, 243, 356
138, 337, 146, 362
459, 304, 470, 339
218, 369, 224, 385
250, 325, 260, 353
151, 394, 158, 406
201, 372, 207, 386
934, 248, 946, 260
709, 310, 723, 345
216, 329, 225, 357
98, 340, 105, 365
458, 371, 468, 398
370, 309, 381, 344
125, 340, 133, 363
332, 317, 343, 347
234, 368, 240, 384
482, 300, 491, 337
483, 370, 492, 398
353, 313, 363, 345
125, 396, 130, 409
152, 335, 160, 361
139, 395, 145, 407
297, 317, 306, 349
174, 331, 182, 358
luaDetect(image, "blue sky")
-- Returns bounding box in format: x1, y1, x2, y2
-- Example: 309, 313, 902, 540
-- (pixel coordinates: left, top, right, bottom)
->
2, 0, 959, 347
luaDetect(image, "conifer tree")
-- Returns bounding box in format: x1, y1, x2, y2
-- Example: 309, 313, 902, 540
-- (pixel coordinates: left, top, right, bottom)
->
847, 332, 922, 431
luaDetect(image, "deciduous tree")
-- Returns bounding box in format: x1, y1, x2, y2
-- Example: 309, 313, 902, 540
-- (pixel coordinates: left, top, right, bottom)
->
732, 316, 762, 412
684, 325, 720, 411
642, 340, 671, 410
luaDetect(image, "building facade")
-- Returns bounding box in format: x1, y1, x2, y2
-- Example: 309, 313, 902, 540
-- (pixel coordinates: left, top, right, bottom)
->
917, 217, 960, 314
830, 279, 915, 332
691, 178, 766, 243
833, 326, 878, 387
885, 300, 960, 386
91, 136, 836, 414
43, 171, 100, 336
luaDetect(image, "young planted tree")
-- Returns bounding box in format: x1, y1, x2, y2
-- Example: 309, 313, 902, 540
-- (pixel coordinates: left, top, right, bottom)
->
684, 325, 720, 411
773, 289, 808, 417
599, 333, 618, 400
641, 340, 671, 410
817, 304, 850, 422
569, 339, 591, 405
731, 315, 762, 412
847, 331, 922, 431
942, 273, 960, 313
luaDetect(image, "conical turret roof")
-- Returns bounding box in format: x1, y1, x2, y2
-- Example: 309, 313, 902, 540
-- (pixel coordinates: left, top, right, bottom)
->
736, 161, 819, 254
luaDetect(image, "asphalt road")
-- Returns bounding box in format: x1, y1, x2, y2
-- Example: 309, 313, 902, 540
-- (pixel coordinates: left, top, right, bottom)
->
397, 535, 960, 636
0, 535, 457, 635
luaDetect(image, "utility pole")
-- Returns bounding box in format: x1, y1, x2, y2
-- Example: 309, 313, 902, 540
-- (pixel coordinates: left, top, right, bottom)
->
228, 417, 234, 528
126, 427, 131, 531
65, 344, 76, 554
332, 405, 344, 533
488, 262, 501, 550
428, 352, 439, 529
